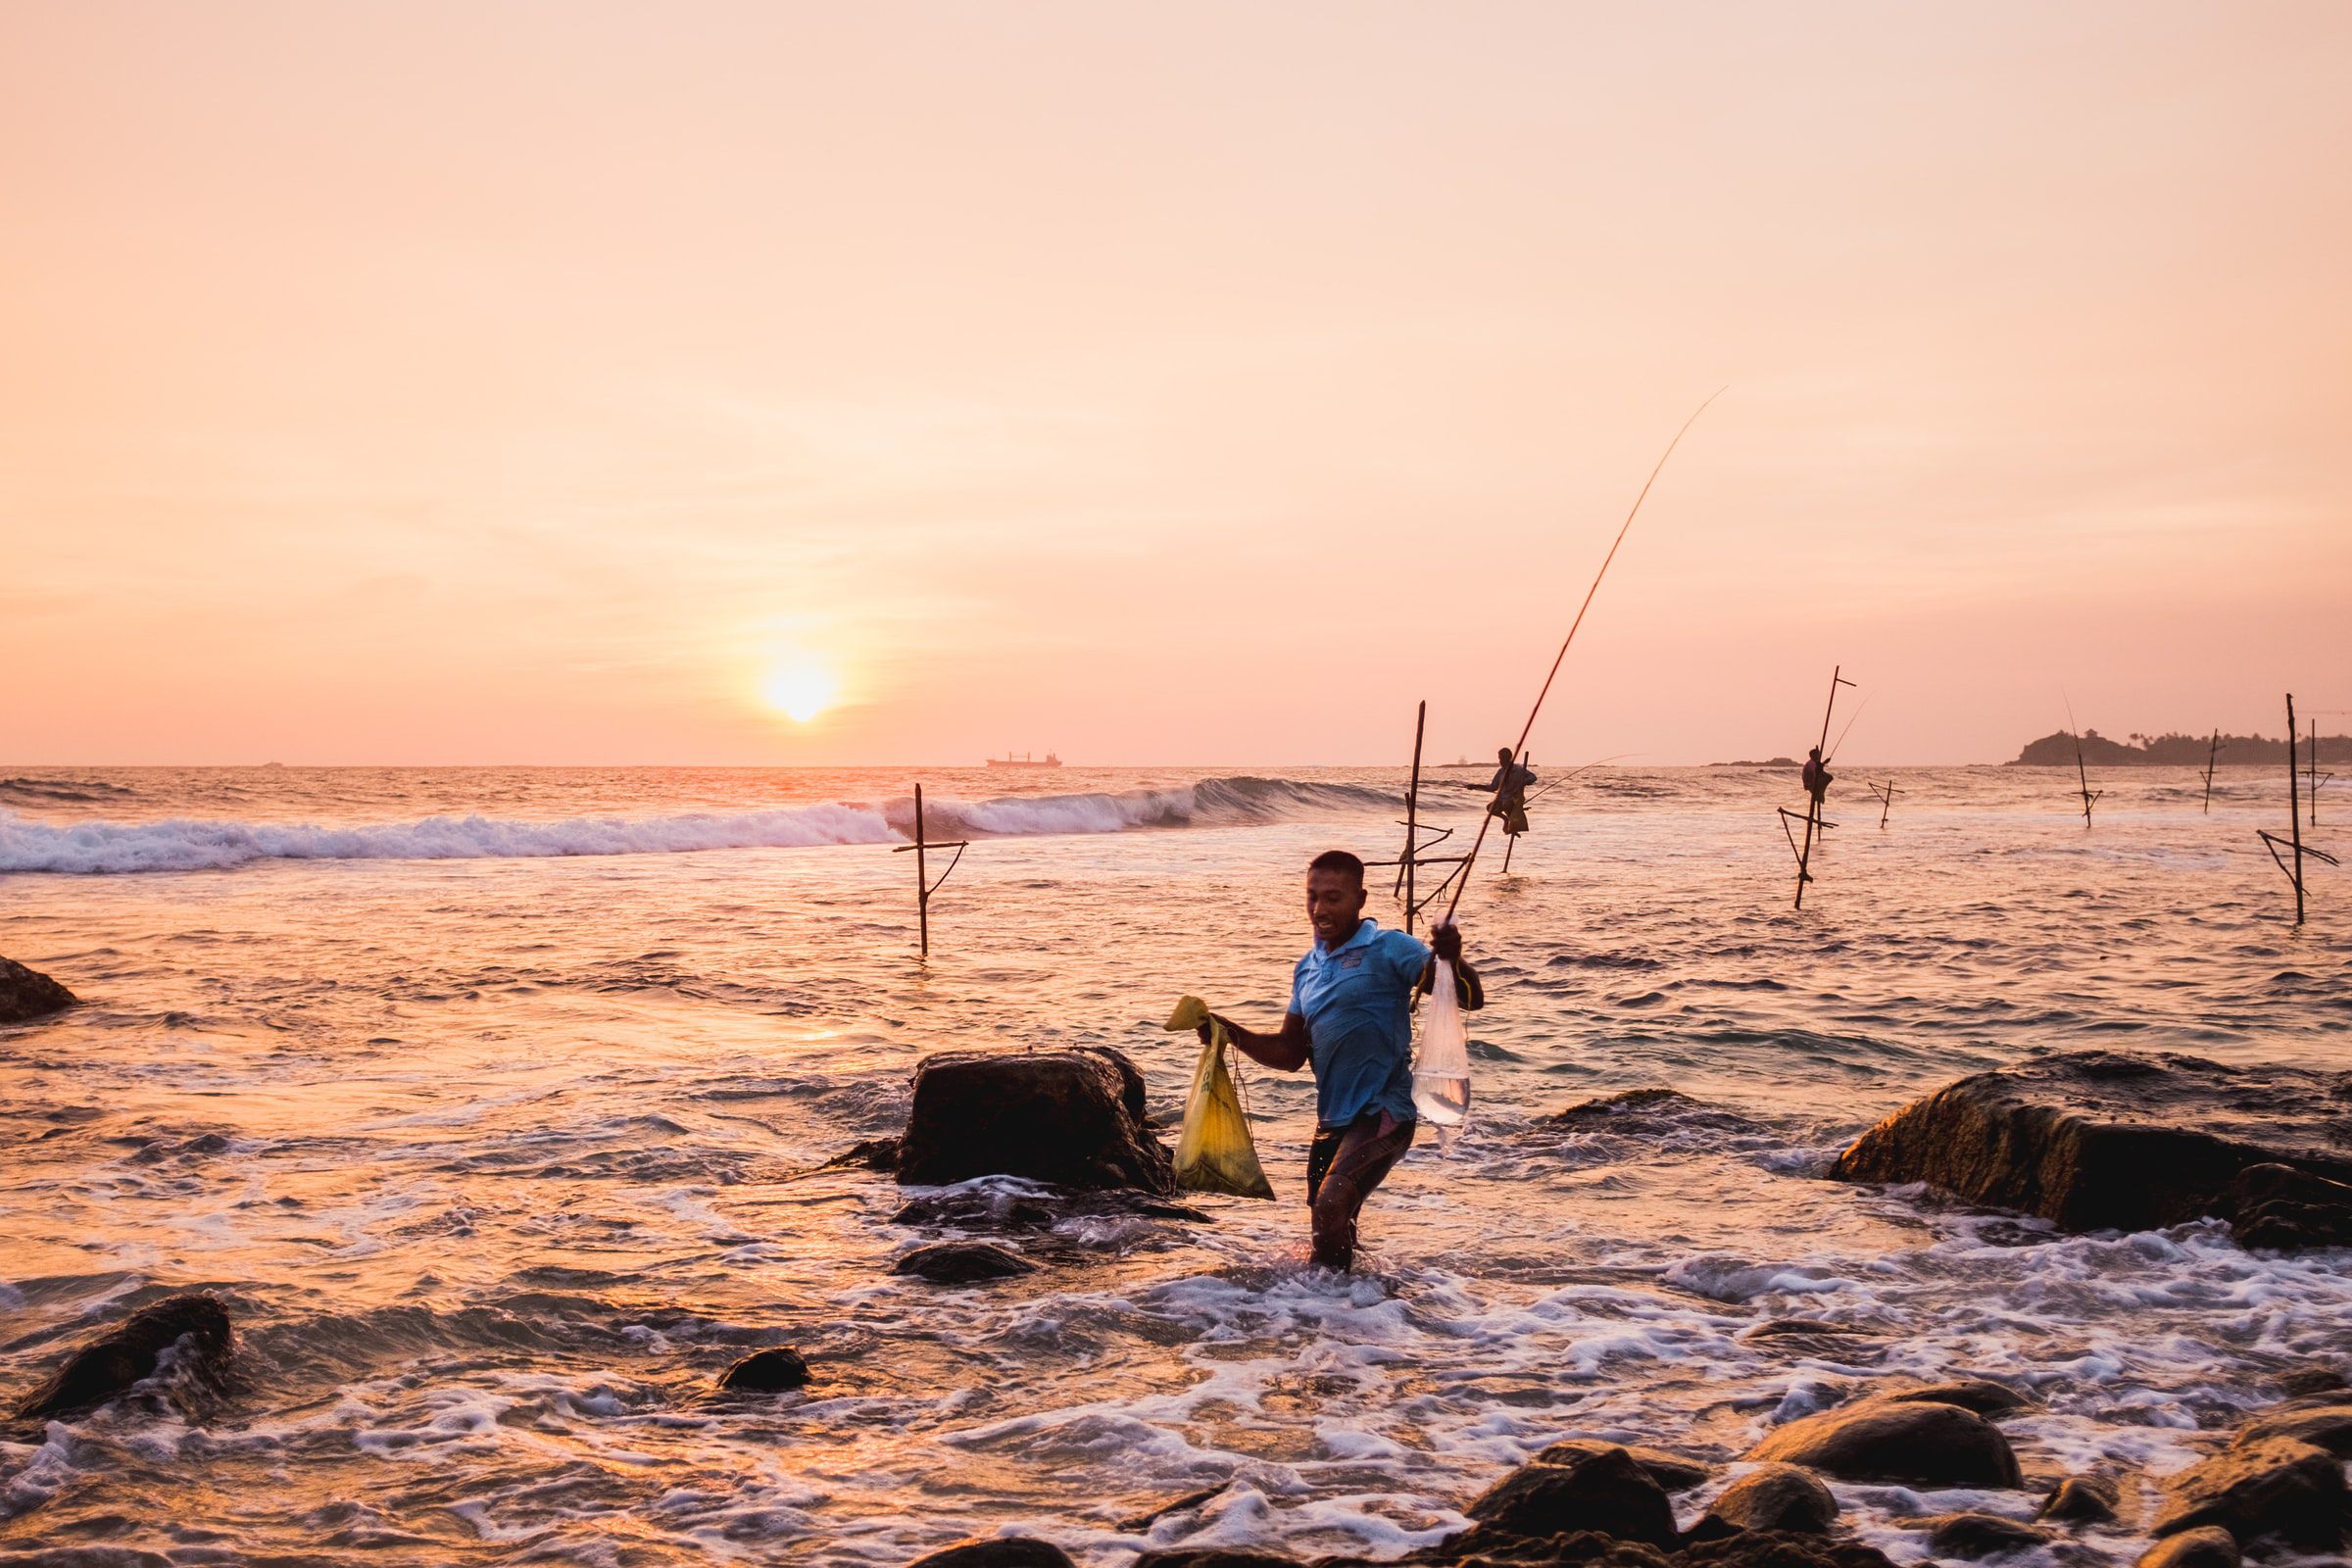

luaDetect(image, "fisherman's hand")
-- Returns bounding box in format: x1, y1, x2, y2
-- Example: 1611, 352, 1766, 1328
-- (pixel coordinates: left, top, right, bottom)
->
1430, 922, 1463, 963
1196, 1013, 1227, 1045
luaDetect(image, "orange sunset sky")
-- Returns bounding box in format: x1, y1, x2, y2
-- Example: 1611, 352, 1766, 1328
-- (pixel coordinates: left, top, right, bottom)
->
4, 2, 2348, 767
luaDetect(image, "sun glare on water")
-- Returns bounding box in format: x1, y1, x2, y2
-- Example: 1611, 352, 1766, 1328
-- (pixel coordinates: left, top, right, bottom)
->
762, 661, 838, 723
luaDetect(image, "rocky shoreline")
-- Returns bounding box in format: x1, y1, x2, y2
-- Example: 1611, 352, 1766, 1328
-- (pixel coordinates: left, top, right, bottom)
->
11, 1046, 2352, 1567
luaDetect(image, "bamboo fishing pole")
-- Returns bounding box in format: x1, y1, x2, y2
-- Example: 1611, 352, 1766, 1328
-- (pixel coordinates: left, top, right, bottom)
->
1440, 389, 1725, 925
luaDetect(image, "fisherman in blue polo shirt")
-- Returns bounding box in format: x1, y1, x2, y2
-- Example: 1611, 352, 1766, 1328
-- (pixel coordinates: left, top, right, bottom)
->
1199, 849, 1484, 1270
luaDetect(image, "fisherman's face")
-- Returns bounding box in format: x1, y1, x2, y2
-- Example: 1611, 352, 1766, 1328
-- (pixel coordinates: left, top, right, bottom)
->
1305, 868, 1367, 947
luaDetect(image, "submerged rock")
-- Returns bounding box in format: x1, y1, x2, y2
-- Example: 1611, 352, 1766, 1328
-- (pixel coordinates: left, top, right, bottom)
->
1681, 1536, 1902, 1568
1830, 1051, 2352, 1238
895, 1048, 1174, 1194
2036, 1473, 2121, 1524
822, 1137, 901, 1172
905, 1541, 1078, 1568
1114, 1483, 1229, 1534
718, 1347, 809, 1392
2148, 1434, 2345, 1550
1923, 1513, 2053, 1558
0, 956, 76, 1025
2221, 1161, 2352, 1250
2134, 1527, 2239, 1568
1695, 1463, 1838, 1536
1550, 1088, 1758, 1136
1454, 1445, 1680, 1552
14, 1293, 232, 1418
1869, 1378, 2036, 1418
1743, 1396, 2022, 1488
891, 1188, 1208, 1233
1536, 1439, 1714, 1493
890, 1241, 1039, 1284
1130, 1552, 1322, 1568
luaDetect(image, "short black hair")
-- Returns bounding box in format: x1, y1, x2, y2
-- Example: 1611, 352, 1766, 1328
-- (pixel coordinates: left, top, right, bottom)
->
1308, 849, 1364, 884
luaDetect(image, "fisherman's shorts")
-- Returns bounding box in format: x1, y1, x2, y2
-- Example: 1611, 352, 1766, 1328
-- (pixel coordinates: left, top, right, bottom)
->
1304, 1111, 1416, 1270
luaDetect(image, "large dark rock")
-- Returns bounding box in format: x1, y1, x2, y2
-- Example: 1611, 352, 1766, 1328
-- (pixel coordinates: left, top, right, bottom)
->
891, 1241, 1039, 1285
1130, 1553, 1319, 1568
1457, 1446, 1680, 1552
14, 1293, 232, 1418
2134, 1527, 2239, 1568
2149, 1435, 2345, 1549
718, 1347, 809, 1392
2221, 1162, 2352, 1250
0, 956, 75, 1025
1744, 1396, 2022, 1488
896, 1049, 1173, 1194
905, 1541, 1078, 1568
1831, 1051, 2352, 1236
1535, 1439, 1713, 1493
1696, 1464, 1838, 1536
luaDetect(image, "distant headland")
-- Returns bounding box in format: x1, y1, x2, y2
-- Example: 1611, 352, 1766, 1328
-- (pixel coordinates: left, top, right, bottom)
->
2009, 729, 2351, 766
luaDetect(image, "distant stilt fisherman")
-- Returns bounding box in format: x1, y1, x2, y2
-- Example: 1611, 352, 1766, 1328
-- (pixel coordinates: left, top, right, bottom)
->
1802, 746, 1834, 813
1197, 850, 1482, 1270
1486, 747, 1536, 838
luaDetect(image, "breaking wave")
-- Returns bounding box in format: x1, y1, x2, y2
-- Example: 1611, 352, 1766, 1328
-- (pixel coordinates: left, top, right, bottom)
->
0, 776, 1397, 876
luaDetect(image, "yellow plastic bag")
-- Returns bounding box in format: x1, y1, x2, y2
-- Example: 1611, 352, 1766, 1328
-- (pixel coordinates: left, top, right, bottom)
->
1163, 997, 1276, 1200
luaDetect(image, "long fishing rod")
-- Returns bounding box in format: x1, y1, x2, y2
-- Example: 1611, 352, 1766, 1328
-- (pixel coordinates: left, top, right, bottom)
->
1442, 388, 1725, 923
1522, 754, 1639, 807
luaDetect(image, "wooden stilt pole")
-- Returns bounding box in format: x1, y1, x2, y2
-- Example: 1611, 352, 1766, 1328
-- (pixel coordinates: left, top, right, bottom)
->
1400, 702, 1425, 928
1868, 779, 1897, 827
2202, 728, 2222, 814
914, 783, 929, 956
1793, 665, 1852, 909
892, 781, 970, 956
2311, 717, 2322, 826
2289, 698, 2305, 924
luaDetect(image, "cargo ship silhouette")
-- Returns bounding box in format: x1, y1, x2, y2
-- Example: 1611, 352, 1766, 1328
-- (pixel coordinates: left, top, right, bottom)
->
985, 751, 1062, 768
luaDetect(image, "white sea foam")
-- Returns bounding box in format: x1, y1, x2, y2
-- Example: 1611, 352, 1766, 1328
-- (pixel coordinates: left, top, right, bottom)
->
0, 775, 1395, 874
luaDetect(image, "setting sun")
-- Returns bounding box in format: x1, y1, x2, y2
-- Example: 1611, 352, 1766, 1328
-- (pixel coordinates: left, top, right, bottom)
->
761, 660, 838, 723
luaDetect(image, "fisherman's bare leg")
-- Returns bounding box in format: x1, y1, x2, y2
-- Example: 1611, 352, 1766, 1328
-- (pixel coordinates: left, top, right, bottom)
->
1305, 1114, 1415, 1270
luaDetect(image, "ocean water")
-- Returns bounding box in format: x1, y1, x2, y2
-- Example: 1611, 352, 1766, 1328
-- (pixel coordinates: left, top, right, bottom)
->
1, 763, 2346, 1566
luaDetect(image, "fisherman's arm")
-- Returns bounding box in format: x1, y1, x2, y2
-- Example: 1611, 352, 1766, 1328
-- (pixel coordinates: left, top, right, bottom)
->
1205, 1010, 1310, 1071
1415, 923, 1486, 1010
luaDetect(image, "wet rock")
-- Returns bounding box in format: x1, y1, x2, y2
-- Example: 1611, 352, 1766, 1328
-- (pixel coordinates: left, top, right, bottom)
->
1830, 1050, 2352, 1236
1114, 1483, 1229, 1534
1694, 1463, 1838, 1536
2133, 1527, 2239, 1568
890, 1241, 1039, 1284
0, 956, 75, 1024
2148, 1434, 2345, 1550
1449, 1531, 1669, 1567
1743, 1396, 2022, 1488
822, 1137, 900, 1172
1680, 1536, 1902, 1568
905, 1541, 1078, 1568
1870, 1378, 2036, 1418
1738, 1319, 1886, 1348
2036, 1474, 2120, 1524
1535, 1439, 1713, 1493
892, 1188, 1209, 1233
718, 1347, 809, 1392
1924, 1513, 2053, 1558
896, 1049, 1174, 1194
1130, 1552, 1319, 1568
1454, 1445, 1680, 1552
2270, 1362, 2348, 1397
1550, 1088, 1758, 1135
2221, 1162, 2352, 1250
2235, 1400, 2352, 1456
14, 1293, 232, 1418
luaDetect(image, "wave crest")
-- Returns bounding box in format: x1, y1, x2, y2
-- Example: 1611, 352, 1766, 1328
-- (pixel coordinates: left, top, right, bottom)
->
0, 775, 1398, 876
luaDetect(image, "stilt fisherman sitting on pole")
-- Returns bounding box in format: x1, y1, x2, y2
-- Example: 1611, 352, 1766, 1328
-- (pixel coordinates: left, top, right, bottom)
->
1486, 747, 1536, 838
1802, 746, 1834, 812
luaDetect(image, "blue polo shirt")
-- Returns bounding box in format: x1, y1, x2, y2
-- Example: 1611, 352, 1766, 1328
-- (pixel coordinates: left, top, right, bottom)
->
1291, 917, 1431, 1130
